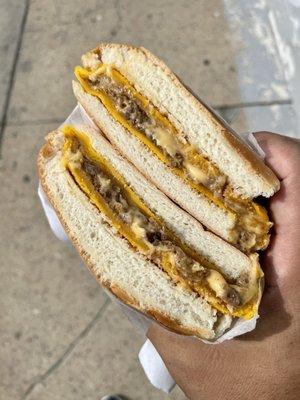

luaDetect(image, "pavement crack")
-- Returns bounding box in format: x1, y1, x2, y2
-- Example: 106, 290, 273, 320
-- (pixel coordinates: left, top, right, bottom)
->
0, 0, 30, 154
215, 98, 292, 110
112, 0, 122, 37
20, 298, 110, 399
6, 118, 65, 127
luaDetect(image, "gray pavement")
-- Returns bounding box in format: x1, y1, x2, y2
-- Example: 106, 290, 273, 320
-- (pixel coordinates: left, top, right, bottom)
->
0, 1, 299, 399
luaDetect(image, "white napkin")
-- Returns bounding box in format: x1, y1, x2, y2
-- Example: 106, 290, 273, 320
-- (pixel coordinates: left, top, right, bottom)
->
139, 339, 176, 393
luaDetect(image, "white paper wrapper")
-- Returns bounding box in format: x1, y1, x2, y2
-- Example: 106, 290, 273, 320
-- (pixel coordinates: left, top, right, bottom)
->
38, 104, 266, 393
139, 339, 176, 393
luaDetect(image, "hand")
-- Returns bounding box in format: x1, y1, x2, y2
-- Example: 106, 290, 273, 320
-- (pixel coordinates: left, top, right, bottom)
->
148, 132, 300, 400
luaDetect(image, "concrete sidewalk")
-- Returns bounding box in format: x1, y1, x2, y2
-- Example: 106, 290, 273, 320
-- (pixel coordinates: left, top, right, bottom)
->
0, 1, 298, 399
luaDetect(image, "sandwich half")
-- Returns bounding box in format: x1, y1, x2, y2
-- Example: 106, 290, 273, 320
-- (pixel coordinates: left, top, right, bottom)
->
38, 124, 263, 340
73, 43, 280, 253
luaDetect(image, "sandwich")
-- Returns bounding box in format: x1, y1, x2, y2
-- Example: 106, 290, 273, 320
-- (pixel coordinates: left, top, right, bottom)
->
72, 43, 280, 254
38, 124, 265, 340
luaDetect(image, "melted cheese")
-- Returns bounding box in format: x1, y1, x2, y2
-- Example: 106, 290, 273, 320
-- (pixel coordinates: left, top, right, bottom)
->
150, 126, 180, 157
131, 215, 147, 239
159, 253, 229, 316
62, 126, 261, 319
238, 254, 262, 305
206, 270, 228, 300
225, 188, 271, 250
184, 161, 208, 184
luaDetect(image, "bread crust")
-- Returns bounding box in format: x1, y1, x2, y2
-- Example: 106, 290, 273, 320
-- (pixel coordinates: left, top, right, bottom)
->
37, 136, 216, 340
106, 283, 212, 338
86, 43, 279, 197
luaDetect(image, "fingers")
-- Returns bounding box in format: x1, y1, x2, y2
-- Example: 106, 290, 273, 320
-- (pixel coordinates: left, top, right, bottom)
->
254, 131, 300, 180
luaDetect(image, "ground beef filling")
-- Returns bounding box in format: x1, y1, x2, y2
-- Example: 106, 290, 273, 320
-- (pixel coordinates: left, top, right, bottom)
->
87, 74, 270, 253
90, 75, 152, 134
90, 75, 221, 177
224, 189, 271, 253
80, 156, 242, 308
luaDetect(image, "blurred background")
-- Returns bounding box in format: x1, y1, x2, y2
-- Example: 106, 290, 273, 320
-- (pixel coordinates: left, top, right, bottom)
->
0, 1, 299, 399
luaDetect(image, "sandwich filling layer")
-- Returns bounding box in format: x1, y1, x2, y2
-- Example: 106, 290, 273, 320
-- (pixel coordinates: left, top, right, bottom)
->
61, 125, 262, 319
75, 64, 272, 253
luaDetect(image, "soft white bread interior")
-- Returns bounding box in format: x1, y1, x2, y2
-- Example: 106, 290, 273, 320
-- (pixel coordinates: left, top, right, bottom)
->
38, 130, 232, 340
79, 43, 279, 199
66, 124, 257, 282
73, 80, 236, 242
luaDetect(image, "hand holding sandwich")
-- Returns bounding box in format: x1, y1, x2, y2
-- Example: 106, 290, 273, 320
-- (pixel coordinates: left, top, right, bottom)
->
148, 131, 300, 400
38, 44, 298, 397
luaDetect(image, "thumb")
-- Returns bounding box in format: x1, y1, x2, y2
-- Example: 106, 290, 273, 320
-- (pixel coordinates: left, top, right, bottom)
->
254, 131, 300, 180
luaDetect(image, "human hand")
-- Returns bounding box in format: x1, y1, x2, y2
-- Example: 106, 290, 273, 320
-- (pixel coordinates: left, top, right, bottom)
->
148, 132, 300, 400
